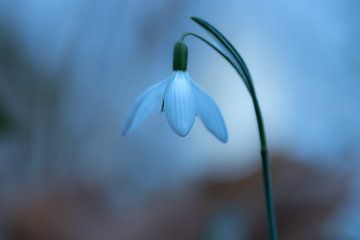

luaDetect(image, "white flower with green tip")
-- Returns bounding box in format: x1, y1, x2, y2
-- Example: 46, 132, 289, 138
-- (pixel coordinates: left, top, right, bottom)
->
122, 42, 227, 143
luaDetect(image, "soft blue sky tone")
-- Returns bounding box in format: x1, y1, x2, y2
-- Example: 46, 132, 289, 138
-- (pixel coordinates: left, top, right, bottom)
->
1, 0, 359, 175
0, 1, 359, 236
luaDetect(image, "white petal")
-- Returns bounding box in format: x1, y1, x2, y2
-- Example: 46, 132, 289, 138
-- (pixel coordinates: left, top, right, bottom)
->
192, 81, 228, 143
164, 72, 196, 137
122, 78, 170, 135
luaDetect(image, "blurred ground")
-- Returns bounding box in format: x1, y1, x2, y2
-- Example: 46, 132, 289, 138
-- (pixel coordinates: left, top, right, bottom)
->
0, 153, 350, 240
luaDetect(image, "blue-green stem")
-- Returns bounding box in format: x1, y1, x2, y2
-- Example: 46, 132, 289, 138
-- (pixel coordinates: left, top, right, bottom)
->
180, 33, 252, 91
181, 32, 278, 240
252, 93, 278, 240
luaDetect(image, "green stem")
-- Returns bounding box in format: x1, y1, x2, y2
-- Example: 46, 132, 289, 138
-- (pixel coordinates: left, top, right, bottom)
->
252, 94, 278, 240
180, 33, 252, 91
182, 32, 278, 240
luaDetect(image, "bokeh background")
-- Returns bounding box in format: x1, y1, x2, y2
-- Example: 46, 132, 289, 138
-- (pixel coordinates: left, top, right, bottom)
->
0, 0, 359, 239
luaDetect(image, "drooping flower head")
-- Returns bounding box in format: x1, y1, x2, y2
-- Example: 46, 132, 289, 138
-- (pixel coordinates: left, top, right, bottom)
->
122, 41, 227, 142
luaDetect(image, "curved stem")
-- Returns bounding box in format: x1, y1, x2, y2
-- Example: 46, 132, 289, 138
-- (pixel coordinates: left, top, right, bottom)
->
245, 73, 277, 240
181, 31, 278, 240
180, 33, 252, 92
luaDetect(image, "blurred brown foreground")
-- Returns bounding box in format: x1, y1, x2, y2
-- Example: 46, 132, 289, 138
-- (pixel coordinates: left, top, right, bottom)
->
1, 153, 349, 240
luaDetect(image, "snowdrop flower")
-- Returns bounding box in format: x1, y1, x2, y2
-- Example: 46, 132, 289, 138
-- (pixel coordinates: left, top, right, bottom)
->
122, 41, 227, 142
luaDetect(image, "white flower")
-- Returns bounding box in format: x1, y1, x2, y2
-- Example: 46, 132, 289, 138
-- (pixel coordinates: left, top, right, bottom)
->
122, 71, 228, 142
122, 41, 228, 143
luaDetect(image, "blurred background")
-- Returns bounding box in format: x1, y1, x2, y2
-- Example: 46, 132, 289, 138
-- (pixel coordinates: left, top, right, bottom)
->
0, 0, 359, 239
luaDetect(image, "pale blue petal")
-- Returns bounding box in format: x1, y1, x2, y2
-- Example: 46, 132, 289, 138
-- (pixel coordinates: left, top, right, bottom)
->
122, 78, 170, 135
164, 72, 196, 137
192, 80, 228, 143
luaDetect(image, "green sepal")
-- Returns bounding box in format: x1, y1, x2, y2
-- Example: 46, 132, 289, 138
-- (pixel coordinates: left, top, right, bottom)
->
173, 41, 188, 71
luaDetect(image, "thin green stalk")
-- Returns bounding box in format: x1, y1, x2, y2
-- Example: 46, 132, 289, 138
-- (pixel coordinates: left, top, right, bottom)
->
253, 93, 278, 240
180, 33, 252, 91
181, 22, 278, 239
